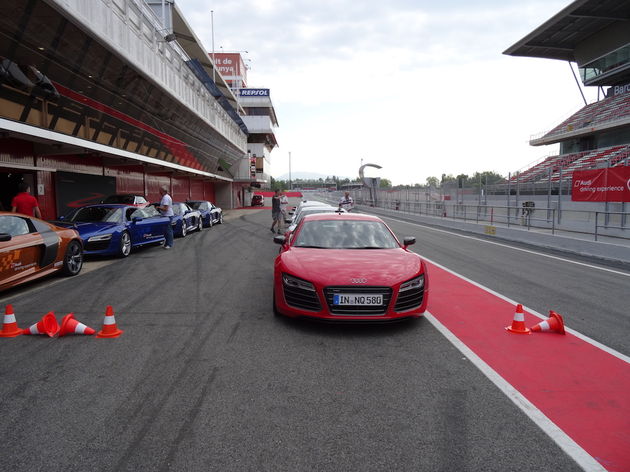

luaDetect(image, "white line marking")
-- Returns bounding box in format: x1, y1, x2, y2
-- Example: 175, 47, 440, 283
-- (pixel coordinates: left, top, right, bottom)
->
385, 215, 630, 278
424, 255, 630, 364
424, 311, 608, 472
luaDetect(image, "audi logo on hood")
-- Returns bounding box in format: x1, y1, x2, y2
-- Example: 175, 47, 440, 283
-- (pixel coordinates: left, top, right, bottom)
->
351, 278, 367, 284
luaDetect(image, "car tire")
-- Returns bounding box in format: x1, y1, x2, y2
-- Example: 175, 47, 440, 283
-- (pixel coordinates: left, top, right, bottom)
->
119, 231, 131, 257
61, 240, 83, 276
197, 218, 203, 232
181, 220, 187, 237
208, 216, 213, 228
218, 213, 223, 224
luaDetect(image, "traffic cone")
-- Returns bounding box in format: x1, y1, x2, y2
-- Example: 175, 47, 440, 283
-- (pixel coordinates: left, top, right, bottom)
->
96, 306, 123, 338
22, 312, 59, 337
0, 304, 22, 337
531, 311, 566, 335
58, 313, 96, 337
506, 304, 531, 334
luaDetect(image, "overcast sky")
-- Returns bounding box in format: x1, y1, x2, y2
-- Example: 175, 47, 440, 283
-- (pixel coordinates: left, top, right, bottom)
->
177, 0, 598, 185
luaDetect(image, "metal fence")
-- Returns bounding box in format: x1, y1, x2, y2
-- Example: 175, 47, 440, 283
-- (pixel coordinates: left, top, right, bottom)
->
340, 190, 630, 242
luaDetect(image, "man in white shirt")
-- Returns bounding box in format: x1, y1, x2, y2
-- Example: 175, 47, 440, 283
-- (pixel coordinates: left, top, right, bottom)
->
279, 191, 289, 223
157, 186, 174, 249
339, 192, 354, 211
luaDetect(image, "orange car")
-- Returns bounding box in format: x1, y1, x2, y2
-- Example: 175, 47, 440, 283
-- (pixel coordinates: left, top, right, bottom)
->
0, 212, 83, 291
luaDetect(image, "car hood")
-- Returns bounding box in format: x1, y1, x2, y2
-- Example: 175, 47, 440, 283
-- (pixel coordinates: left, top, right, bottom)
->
56, 221, 119, 238
280, 248, 423, 286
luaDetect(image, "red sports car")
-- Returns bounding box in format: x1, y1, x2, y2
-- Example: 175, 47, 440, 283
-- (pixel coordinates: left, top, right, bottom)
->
273, 213, 428, 321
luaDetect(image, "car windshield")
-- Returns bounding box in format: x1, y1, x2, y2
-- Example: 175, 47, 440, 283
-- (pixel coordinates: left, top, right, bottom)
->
127, 206, 160, 220
69, 207, 122, 223
293, 220, 399, 249
188, 202, 202, 210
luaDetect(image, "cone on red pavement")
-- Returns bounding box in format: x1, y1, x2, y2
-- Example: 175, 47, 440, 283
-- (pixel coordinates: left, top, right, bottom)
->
506, 303, 531, 334
58, 313, 96, 337
531, 310, 566, 335
22, 312, 59, 337
96, 305, 123, 338
0, 304, 22, 338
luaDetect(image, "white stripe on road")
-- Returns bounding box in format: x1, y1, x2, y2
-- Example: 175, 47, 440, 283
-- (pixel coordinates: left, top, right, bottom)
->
424, 310, 608, 472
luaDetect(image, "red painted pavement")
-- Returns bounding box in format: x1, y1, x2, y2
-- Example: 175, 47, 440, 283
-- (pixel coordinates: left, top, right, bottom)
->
426, 261, 630, 472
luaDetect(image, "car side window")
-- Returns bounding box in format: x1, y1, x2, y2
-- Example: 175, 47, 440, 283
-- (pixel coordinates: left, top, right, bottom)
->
0, 215, 31, 237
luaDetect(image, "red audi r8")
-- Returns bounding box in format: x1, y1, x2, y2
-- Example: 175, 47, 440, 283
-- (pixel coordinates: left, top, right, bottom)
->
273, 213, 428, 321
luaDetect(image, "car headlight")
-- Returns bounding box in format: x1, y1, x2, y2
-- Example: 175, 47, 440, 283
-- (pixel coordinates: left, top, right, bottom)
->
399, 275, 424, 292
282, 273, 316, 292
87, 234, 113, 242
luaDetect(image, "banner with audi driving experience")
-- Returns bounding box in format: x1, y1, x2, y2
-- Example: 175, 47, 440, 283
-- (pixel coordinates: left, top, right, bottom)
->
571, 166, 630, 202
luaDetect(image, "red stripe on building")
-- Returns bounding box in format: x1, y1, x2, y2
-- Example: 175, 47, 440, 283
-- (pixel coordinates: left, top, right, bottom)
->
426, 261, 630, 471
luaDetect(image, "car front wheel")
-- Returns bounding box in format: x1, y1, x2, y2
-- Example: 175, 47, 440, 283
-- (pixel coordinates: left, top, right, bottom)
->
62, 240, 83, 276
119, 231, 131, 257
181, 220, 187, 237
197, 218, 203, 232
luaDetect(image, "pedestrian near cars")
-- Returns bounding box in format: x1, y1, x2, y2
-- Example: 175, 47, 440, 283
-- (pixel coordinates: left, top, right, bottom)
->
270, 189, 283, 234
157, 186, 174, 249
339, 191, 354, 212
11, 182, 42, 218
279, 190, 289, 222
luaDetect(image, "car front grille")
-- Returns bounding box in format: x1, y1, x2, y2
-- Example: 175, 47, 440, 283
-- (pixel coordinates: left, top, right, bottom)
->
324, 286, 392, 316
394, 287, 424, 312
283, 285, 321, 312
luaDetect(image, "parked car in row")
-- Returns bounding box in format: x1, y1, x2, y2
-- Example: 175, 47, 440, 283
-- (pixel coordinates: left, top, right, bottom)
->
187, 200, 223, 227
251, 194, 264, 206
55, 204, 169, 257
0, 212, 83, 291
165, 202, 203, 237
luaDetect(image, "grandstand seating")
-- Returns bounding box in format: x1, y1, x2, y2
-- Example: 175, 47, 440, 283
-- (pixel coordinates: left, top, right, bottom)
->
541, 92, 630, 140
510, 144, 630, 183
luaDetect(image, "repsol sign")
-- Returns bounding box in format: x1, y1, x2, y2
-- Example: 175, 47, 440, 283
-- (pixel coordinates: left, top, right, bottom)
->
239, 88, 269, 97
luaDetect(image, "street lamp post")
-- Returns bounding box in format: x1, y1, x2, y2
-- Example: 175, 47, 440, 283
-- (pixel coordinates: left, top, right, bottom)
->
288, 151, 292, 190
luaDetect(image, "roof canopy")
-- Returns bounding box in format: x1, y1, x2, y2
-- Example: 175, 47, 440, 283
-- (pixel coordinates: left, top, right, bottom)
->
503, 0, 630, 62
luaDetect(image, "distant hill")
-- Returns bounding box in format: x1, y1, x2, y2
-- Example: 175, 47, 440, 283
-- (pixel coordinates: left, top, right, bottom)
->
274, 171, 353, 181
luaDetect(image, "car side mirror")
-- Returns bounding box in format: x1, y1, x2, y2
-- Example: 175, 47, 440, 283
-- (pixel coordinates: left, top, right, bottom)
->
403, 237, 416, 248
0, 233, 12, 242
273, 235, 286, 245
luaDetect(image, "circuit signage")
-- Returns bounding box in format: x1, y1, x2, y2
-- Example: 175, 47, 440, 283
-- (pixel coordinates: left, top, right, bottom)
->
571, 166, 630, 202
239, 89, 269, 97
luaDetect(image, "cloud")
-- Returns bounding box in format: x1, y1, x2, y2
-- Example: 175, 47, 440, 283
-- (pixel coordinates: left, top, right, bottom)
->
178, 0, 593, 184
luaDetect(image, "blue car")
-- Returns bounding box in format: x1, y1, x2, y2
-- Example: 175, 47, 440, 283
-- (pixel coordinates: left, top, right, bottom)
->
187, 200, 223, 227
56, 204, 170, 257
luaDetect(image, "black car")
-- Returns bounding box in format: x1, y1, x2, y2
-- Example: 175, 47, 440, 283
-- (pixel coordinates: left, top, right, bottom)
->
186, 200, 223, 227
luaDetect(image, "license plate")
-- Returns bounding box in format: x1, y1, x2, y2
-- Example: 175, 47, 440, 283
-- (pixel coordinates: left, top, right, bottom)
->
333, 293, 383, 306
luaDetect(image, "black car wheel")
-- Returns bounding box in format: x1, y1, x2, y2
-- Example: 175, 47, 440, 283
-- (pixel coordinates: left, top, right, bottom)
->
119, 231, 131, 257
218, 213, 223, 224
197, 218, 203, 232
181, 220, 187, 237
207, 215, 213, 228
61, 240, 83, 276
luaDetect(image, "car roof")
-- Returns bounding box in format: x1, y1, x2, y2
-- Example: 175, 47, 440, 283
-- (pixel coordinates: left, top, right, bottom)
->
74, 204, 131, 209
301, 212, 383, 222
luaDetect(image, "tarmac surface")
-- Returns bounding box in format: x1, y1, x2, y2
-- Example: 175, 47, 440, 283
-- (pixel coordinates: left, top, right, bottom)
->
0, 207, 627, 471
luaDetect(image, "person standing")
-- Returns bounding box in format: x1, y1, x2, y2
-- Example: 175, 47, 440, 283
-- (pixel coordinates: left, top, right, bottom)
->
279, 190, 289, 225
157, 186, 174, 249
11, 182, 42, 218
339, 191, 354, 212
270, 189, 283, 234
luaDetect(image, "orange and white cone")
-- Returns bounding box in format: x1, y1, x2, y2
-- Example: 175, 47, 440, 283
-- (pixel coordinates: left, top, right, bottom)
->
23, 312, 60, 337
531, 311, 566, 335
58, 313, 96, 337
0, 304, 22, 337
96, 306, 123, 338
506, 304, 531, 334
